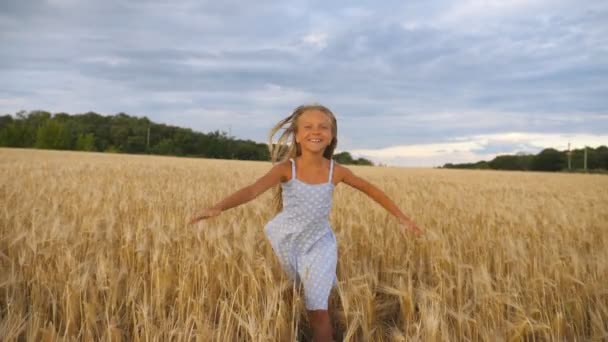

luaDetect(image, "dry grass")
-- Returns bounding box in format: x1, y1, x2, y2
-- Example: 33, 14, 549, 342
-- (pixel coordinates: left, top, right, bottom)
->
1, 147, 607, 341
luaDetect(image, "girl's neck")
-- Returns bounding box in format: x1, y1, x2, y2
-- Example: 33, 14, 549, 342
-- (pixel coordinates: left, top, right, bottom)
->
297, 152, 326, 167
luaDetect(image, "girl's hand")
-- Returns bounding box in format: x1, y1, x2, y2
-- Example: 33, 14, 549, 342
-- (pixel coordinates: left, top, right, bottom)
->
189, 208, 221, 225
399, 217, 422, 237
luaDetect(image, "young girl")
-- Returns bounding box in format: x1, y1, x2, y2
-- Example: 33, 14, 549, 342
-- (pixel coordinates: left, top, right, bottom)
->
190, 104, 421, 342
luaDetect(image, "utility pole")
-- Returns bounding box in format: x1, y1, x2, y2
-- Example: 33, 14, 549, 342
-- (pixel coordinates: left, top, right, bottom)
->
584, 146, 588, 171
568, 141, 572, 171
228, 125, 233, 159
147, 125, 150, 152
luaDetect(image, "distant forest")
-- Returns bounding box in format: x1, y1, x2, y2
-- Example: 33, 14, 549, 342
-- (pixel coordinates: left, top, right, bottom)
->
442, 146, 608, 172
0, 110, 373, 166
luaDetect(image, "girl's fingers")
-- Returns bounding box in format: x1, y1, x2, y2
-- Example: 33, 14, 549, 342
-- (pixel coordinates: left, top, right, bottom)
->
402, 223, 422, 236
189, 212, 216, 224
188, 209, 220, 225
189, 215, 204, 224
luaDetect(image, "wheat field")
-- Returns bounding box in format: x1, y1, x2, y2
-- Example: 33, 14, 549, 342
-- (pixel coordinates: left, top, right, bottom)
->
1, 147, 607, 341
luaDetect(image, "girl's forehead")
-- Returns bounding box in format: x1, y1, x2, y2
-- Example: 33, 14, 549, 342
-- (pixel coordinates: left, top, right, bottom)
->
298, 109, 332, 123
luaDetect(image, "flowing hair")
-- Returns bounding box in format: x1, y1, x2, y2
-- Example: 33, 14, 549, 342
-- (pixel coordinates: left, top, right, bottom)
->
267, 104, 338, 213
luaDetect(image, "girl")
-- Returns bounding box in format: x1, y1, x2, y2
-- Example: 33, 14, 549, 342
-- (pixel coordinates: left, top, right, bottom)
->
190, 104, 421, 342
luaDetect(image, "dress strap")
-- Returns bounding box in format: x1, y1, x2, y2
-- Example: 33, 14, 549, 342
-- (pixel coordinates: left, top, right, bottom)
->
289, 158, 296, 179
328, 159, 334, 183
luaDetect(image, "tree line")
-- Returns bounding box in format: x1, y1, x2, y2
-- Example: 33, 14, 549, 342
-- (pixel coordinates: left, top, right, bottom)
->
442, 146, 608, 172
0, 110, 373, 165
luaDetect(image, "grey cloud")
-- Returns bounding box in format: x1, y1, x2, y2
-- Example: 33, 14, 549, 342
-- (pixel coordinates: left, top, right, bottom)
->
1, 1, 607, 165
472, 141, 542, 155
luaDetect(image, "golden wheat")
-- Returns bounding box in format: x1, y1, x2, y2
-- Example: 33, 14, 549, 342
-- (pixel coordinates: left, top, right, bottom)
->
1, 148, 607, 341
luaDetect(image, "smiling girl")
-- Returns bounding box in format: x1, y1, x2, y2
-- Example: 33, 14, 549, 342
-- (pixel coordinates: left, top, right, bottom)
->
190, 104, 421, 341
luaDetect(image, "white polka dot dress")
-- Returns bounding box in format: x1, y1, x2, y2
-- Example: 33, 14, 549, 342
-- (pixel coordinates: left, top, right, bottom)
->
264, 158, 338, 310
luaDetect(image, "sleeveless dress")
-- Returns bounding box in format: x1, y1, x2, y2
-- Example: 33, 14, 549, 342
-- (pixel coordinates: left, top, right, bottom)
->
264, 158, 338, 310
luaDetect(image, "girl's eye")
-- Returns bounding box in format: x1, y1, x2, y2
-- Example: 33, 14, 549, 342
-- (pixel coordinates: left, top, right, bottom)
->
302, 125, 329, 129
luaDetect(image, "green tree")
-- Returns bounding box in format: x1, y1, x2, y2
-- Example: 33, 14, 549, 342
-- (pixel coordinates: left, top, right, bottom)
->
76, 133, 96, 151
25, 110, 51, 129
597, 146, 608, 169
36, 120, 72, 149
151, 138, 176, 155
353, 157, 374, 166
334, 152, 354, 164
125, 135, 146, 153
1, 109, 374, 165
109, 125, 129, 151
0, 114, 13, 130
489, 155, 533, 170
0, 119, 32, 147
333, 152, 373, 165
585, 147, 601, 169
531, 148, 566, 171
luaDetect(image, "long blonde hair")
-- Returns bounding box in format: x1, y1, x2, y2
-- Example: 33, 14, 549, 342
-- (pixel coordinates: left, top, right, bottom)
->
268, 104, 338, 213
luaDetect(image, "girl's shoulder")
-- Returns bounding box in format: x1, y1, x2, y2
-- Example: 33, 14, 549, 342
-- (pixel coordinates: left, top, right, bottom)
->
274, 158, 294, 182
332, 160, 347, 182
332, 161, 370, 189
332, 161, 366, 185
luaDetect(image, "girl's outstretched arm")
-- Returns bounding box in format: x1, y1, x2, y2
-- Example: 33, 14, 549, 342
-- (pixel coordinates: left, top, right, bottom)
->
189, 162, 287, 224
337, 164, 422, 235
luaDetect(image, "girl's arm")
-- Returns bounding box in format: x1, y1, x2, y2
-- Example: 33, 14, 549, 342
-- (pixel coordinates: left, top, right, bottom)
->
189, 162, 287, 224
337, 164, 422, 235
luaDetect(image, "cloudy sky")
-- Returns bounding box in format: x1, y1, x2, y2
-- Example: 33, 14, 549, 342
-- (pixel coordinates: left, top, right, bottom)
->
1, 0, 607, 166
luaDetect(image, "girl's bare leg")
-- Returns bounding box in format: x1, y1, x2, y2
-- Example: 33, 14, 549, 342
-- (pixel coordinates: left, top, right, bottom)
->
308, 310, 333, 342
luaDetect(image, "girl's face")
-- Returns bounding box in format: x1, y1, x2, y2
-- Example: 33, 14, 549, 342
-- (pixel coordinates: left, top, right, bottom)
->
295, 109, 334, 154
